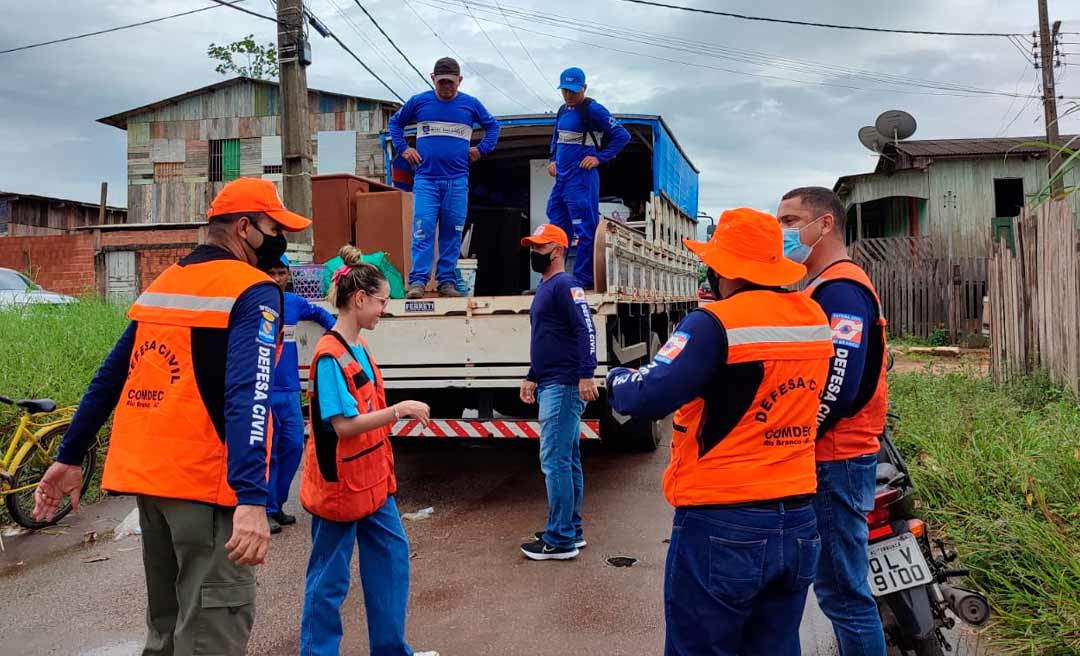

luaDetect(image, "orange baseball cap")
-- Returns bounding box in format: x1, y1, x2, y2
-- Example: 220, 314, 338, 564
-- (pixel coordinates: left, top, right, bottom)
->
683, 208, 806, 286
520, 223, 569, 249
207, 178, 312, 232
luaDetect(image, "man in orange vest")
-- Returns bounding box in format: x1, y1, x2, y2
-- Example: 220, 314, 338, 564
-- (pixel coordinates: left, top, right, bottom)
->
32, 178, 311, 656
778, 186, 888, 655
607, 208, 834, 655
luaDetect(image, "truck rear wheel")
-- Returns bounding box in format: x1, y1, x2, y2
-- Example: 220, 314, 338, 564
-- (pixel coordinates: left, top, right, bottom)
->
600, 331, 671, 452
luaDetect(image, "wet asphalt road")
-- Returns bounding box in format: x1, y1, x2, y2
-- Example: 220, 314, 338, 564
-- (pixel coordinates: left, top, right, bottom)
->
0, 438, 989, 655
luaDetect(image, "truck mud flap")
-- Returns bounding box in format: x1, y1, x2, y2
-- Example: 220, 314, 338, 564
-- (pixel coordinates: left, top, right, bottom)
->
392, 419, 601, 440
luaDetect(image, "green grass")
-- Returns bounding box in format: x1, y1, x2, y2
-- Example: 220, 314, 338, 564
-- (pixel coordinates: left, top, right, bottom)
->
0, 298, 129, 523
890, 371, 1080, 654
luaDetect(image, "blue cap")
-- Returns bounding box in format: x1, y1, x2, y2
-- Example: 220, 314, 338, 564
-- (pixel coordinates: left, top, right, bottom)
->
279, 254, 291, 268
557, 67, 586, 93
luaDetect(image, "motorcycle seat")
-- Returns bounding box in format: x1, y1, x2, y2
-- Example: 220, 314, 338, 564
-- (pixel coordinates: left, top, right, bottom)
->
876, 462, 901, 484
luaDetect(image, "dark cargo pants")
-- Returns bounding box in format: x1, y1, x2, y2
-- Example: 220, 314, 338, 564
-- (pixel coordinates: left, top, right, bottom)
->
136, 495, 256, 656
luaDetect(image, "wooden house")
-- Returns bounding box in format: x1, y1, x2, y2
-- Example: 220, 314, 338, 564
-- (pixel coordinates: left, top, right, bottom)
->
0, 191, 126, 237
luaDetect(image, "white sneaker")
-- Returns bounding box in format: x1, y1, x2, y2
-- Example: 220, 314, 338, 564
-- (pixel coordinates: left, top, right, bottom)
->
414, 651, 440, 656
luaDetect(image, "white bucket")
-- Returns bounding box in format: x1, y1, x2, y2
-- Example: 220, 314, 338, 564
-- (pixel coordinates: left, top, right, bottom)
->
456, 258, 478, 296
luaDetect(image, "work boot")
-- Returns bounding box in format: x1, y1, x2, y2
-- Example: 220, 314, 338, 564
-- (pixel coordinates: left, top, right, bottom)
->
437, 283, 462, 297
268, 515, 282, 535
406, 284, 426, 299
272, 510, 297, 526
535, 531, 586, 549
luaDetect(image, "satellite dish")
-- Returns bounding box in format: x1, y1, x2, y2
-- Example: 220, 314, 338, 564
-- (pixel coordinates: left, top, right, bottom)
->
875, 110, 917, 141
858, 126, 891, 153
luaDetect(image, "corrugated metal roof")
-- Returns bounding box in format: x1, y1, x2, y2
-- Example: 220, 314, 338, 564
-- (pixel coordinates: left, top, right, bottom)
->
892, 135, 1078, 158
0, 191, 126, 213
97, 76, 399, 129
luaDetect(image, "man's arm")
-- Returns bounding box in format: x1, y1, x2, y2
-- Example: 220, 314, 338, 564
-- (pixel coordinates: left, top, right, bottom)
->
297, 295, 336, 331
560, 282, 597, 379
812, 280, 876, 436
223, 283, 282, 507
549, 110, 560, 161
607, 311, 726, 420
388, 96, 417, 154
591, 102, 630, 163
474, 98, 501, 156
56, 322, 138, 465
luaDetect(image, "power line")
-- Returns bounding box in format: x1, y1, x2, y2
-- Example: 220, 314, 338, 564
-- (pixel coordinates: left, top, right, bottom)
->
0, 0, 254, 55
462, 1, 550, 109
401, 0, 534, 111
207, 0, 278, 22
351, 0, 432, 89
323, 0, 419, 93
615, 0, 1021, 38
493, 0, 554, 90
323, 27, 406, 102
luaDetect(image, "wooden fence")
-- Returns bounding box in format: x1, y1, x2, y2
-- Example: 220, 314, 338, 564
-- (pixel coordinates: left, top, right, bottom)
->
987, 201, 1080, 392
851, 237, 988, 341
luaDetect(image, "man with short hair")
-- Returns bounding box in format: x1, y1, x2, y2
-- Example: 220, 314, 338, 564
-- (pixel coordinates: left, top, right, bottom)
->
519, 224, 598, 561
778, 186, 889, 655
546, 66, 630, 290
389, 57, 501, 298
33, 178, 311, 655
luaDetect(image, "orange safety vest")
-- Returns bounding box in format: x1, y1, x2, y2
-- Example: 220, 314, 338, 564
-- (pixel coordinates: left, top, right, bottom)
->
663, 290, 834, 507
102, 258, 276, 506
805, 260, 889, 462
300, 331, 397, 522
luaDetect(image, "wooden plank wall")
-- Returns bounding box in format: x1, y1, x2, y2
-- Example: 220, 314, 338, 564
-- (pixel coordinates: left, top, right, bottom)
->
852, 236, 988, 341
987, 201, 1080, 393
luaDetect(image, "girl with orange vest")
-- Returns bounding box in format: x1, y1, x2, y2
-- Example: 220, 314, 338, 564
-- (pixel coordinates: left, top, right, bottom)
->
298, 246, 439, 656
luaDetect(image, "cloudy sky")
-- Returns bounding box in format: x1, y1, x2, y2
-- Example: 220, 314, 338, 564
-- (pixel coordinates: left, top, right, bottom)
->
2, 0, 1079, 224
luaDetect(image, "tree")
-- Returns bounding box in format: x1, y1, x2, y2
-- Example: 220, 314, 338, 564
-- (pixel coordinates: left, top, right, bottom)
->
207, 34, 278, 80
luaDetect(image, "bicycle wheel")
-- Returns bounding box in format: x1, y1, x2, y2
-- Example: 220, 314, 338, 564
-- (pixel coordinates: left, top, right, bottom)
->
5, 423, 97, 530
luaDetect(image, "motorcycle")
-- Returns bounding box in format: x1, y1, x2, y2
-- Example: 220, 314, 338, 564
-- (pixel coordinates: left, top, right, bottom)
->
869, 414, 991, 655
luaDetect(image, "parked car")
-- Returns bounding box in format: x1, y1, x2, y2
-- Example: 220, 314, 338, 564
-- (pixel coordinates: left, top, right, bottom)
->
697, 282, 715, 301
0, 268, 75, 308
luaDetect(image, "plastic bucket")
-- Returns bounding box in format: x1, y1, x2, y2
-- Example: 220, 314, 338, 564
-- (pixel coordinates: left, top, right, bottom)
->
456, 258, 478, 296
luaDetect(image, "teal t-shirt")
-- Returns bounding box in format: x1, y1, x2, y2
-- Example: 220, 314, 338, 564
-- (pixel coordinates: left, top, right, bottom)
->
315, 343, 376, 421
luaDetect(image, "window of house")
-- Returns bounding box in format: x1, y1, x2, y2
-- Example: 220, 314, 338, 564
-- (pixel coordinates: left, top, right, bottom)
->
209, 139, 240, 182
993, 178, 1024, 218
263, 164, 283, 175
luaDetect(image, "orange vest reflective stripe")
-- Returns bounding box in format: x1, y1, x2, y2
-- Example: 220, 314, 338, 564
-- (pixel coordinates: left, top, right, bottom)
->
662, 290, 834, 507
300, 331, 397, 522
102, 259, 275, 506
805, 260, 889, 462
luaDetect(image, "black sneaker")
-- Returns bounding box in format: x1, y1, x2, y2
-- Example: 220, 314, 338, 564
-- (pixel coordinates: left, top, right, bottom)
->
534, 531, 587, 549
272, 510, 297, 526
268, 515, 282, 535
520, 539, 579, 561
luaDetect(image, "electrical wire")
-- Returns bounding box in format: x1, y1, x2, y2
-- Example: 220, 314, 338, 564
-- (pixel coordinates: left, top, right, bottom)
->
493, 0, 555, 90
614, 0, 1022, 38
206, 0, 278, 22
998, 79, 1042, 137
323, 0, 419, 93
323, 28, 405, 102
401, 0, 534, 111
462, 1, 550, 109
0, 0, 255, 55
351, 0, 432, 89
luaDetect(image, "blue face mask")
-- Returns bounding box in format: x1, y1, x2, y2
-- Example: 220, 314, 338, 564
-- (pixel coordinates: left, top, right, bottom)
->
782, 216, 825, 264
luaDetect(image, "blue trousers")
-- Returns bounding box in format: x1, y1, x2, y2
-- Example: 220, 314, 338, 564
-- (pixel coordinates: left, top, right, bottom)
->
409, 176, 469, 287
664, 504, 820, 656
814, 455, 887, 656
537, 383, 585, 549
268, 392, 305, 516
300, 497, 414, 656
546, 168, 600, 289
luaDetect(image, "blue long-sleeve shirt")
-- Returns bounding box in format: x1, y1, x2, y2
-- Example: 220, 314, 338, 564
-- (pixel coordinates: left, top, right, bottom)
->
549, 99, 631, 177
388, 90, 500, 180
275, 291, 336, 393
811, 279, 875, 435
526, 272, 597, 385
57, 248, 282, 506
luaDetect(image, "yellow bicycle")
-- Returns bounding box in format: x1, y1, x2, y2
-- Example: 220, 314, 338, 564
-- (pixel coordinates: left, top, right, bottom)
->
0, 395, 94, 529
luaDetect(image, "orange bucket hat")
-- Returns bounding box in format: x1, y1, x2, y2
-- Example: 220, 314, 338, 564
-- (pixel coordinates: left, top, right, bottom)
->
207, 178, 311, 232
683, 208, 806, 286
521, 223, 569, 249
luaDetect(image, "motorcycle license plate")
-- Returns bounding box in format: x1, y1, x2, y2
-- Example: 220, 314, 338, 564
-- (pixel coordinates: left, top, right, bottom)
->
866, 533, 932, 597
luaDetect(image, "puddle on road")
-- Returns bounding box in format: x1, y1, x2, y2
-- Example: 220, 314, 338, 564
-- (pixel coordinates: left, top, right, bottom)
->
79, 640, 141, 656
606, 556, 638, 568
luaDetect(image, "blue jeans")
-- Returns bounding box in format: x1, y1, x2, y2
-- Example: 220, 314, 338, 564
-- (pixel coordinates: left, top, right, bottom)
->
814, 455, 887, 656
546, 168, 600, 289
268, 392, 305, 515
537, 383, 586, 549
664, 504, 820, 656
300, 497, 414, 656
409, 176, 469, 287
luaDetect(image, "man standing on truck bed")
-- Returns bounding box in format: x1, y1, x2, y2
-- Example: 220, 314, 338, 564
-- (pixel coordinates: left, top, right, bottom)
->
546, 67, 630, 290
389, 56, 501, 299
778, 187, 889, 655
519, 224, 598, 561
606, 208, 833, 654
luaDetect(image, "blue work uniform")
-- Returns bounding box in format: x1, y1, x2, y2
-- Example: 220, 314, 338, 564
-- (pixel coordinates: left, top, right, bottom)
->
267, 292, 336, 517
388, 90, 501, 288
546, 99, 630, 289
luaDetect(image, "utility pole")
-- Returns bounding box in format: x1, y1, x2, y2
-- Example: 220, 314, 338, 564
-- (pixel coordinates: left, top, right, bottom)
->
277, 0, 313, 249
1036, 0, 1063, 197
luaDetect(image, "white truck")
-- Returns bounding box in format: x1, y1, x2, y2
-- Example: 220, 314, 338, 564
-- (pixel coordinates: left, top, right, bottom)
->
297, 114, 701, 451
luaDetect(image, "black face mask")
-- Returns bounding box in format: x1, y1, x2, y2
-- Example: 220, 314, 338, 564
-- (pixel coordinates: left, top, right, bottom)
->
706, 268, 722, 300
250, 227, 288, 270
530, 250, 553, 274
